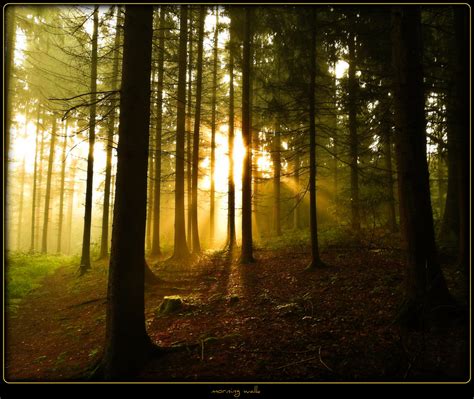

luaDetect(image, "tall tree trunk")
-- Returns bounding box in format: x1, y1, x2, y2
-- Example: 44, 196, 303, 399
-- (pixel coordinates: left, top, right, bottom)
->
151, 7, 166, 258
66, 159, 77, 255
227, 14, 236, 249
80, 5, 99, 273
391, 6, 452, 327
57, 120, 68, 253
173, 6, 191, 259
146, 153, 154, 251
36, 119, 46, 250
30, 104, 42, 252
348, 31, 360, 233
101, 5, 155, 380
41, 116, 58, 254
273, 126, 281, 236
453, 7, 469, 276
306, 13, 324, 270
99, 8, 121, 260
381, 100, 397, 232
293, 142, 301, 230
210, 7, 219, 245
191, 7, 205, 254
16, 157, 26, 250
186, 12, 193, 245
240, 7, 254, 264
5, 6, 16, 162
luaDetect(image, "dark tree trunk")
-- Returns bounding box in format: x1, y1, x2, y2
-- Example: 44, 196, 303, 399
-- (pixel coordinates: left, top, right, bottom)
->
16, 157, 26, 250
146, 153, 154, 252
80, 5, 99, 273
57, 121, 68, 253
101, 5, 155, 380
240, 7, 254, 264
391, 6, 452, 327
173, 6, 191, 259
191, 7, 205, 254
36, 118, 46, 250
293, 143, 301, 230
227, 15, 236, 249
30, 104, 42, 252
66, 159, 77, 255
151, 7, 166, 258
306, 13, 324, 270
210, 7, 219, 245
381, 100, 397, 232
452, 7, 469, 275
5, 6, 16, 161
41, 117, 57, 254
186, 12, 193, 245
99, 8, 121, 260
348, 32, 360, 233
273, 126, 281, 236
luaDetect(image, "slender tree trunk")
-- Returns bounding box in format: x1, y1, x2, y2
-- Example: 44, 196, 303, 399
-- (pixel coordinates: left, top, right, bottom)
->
101, 5, 155, 380
391, 6, 452, 327
331, 66, 339, 222
146, 153, 154, 252
150, 7, 166, 258
436, 128, 444, 218
210, 7, 219, 245
16, 157, 26, 250
66, 159, 77, 255
348, 31, 360, 233
186, 12, 193, 245
41, 117, 57, 254
240, 7, 254, 264
381, 102, 397, 232
191, 7, 205, 254
80, 5, 99, 273
306, 13, 324, 270
293, 143, 301, 230
173, 6, 191, 259
99, 8, 121, 260
5, 6, 16, 161
36, 120, 46, 250
30, 105, 42, 252
57, 120, 68, 253
227, 15, 236, 249
273, 126, 281, 236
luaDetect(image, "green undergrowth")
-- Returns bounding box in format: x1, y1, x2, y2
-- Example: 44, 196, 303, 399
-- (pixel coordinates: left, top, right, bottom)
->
5, 251, 78, 303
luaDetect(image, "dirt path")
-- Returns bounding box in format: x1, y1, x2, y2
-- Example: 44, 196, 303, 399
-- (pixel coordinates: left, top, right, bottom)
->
5, 247, 469, 382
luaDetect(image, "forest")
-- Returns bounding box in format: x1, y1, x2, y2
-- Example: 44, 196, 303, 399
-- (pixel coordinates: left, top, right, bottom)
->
3, 4, 470, 383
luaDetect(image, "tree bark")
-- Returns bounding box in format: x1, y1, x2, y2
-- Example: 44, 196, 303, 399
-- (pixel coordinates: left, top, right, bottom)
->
452, 7, 469, 275
57, 120, 69, 253
16, 157, 26, 250
273, 126, 281, 236
227, 14, 236, 249
5, 6, 16, 161
99, 8, 121, 260
30, 104, 42, 252
173, 6, 191, 259
348, 31, 360, 233
210, 7, 219, 245
391, 6, 452, 327
66, 159, 77, 255
186, 12, 193, 245
190, 7, 205, 254
41, 116, 57, 254
306, 12, 324, 270
101, 5, 155, 380
150, 7, 166, 258
240, 7, 254, 264
80, 5, 99, 273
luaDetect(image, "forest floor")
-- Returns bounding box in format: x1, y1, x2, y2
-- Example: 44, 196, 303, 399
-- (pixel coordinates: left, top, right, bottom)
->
5, 234, 469, 382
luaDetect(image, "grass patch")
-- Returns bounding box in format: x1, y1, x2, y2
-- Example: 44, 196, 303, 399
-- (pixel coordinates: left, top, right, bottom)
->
5, 251, 78, 302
